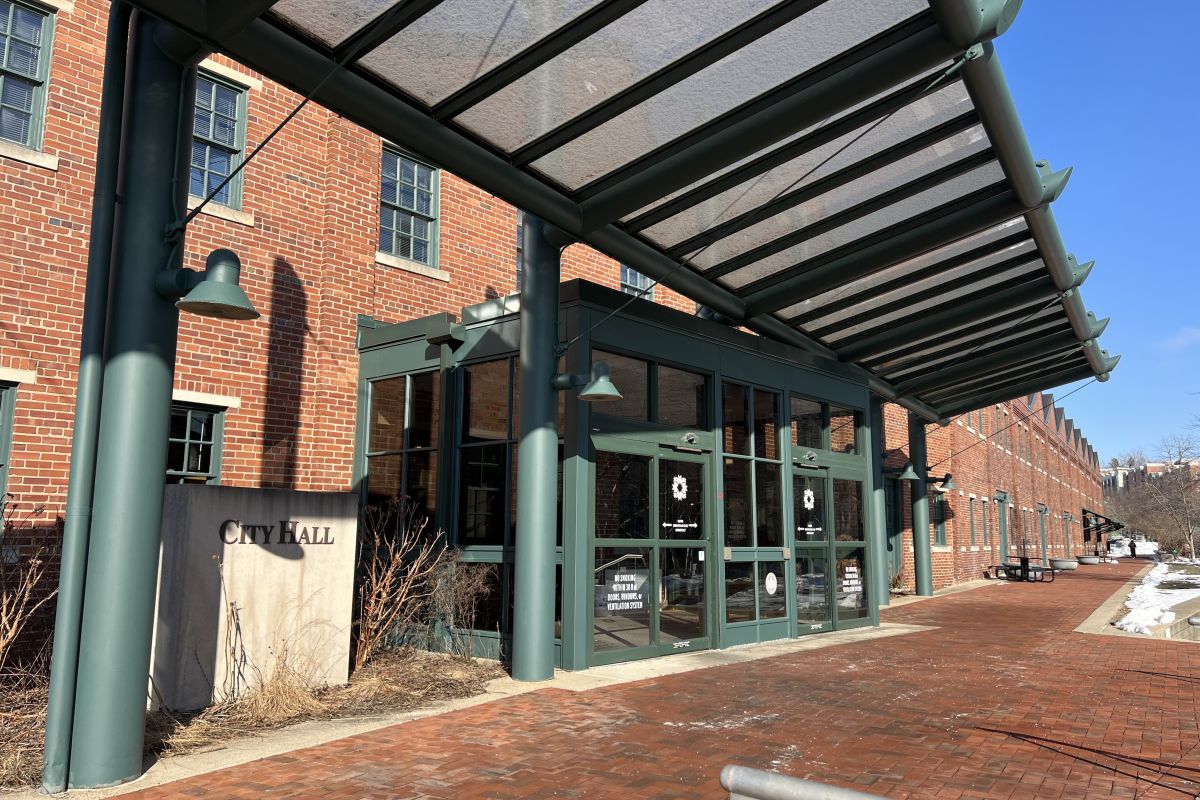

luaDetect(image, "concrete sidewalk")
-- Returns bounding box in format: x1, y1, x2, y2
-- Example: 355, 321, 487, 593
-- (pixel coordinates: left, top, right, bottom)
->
44, 560, 1200, 799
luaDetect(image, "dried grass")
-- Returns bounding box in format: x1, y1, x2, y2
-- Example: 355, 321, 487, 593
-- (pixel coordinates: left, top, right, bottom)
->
0, 670, 49, 788
146, 648, 504, 759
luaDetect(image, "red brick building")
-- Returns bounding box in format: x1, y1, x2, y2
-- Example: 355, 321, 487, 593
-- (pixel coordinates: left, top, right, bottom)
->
0, 0, 1100, 611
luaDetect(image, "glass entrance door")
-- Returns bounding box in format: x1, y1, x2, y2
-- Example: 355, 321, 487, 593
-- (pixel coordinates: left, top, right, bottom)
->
791, 466, 871, 634
591, 444, 712, 664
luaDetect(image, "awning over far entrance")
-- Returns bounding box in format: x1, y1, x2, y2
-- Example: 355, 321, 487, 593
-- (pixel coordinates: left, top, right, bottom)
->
126, 0, 1118, 420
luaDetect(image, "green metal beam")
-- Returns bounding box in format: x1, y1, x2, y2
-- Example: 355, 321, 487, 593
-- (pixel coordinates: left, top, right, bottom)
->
894, 335, 1080, 397
936, 363, 1100, 419
907, 412, 933, 596
787, 230, 1030, 327
204, 0, 279, 40
41, 2, 132, 793
509, 0, 826, 167
623, 72, 964, 235
432, 0, 652, 121
805, 249, 1041, 339
863, 302, 1062, 372
664, 111, 980, 258
511, 214, 570, 682
879, 319, 1073, 383
741, 187, 1039, 318
577, 19, 961, 230
868, 396, 890, 607
700, 148, 998, 278
920, 348, 1085, 405
330, 0, 446, 63
67, 13, 203, 788
835, 277, 1058, 363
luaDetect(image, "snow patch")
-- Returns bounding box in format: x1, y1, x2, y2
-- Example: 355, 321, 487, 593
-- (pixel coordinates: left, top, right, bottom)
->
1108, 538, 1159, 558
1114, 563, 1200, 635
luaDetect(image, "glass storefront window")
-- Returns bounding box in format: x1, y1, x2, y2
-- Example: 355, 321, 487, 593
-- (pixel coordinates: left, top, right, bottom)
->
595, 451, 650, 539
789, 396, 822, 451
660, 548, 705, 643
408, 371, 440, 448
722, 458, 752, 547
829, 405, 860, 455
722, 382, 750, 455
833, 479, 864, 542
459, 443, 506, 545
369, 376, 405, 452
595, 350, 649, 421
594, 547, 652, 652
753, 389, 779, 459
660, 459, 703, 540
754, 462, 783, 547
724, 562, 755, 623
463, 359, 509, 442
835, 549, 869, 621
658, 364, 706, 429
793, 473, 827, 542
758, 560, 786, 619
795, 554, 829, 627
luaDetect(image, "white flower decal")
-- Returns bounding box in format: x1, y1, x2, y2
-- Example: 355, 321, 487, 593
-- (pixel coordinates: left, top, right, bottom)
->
803, 488, 816, 510
672, 475, 688, 501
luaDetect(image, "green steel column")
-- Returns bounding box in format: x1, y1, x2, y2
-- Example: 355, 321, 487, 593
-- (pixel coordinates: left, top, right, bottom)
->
511, 214, 563, 682
868, 396, 889, 607
41, 2, 131, 792
67, 14, 202, 788
907, 412, 933, 596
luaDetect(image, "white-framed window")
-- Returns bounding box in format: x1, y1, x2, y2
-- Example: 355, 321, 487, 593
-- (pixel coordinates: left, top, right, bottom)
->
619, 264, 654, 299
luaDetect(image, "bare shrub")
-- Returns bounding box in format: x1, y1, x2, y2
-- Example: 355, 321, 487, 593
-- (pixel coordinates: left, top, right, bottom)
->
434, 559, 498, 660
354, 499, 446, 670
0, 668, 47, 787
0, 497, 57, 671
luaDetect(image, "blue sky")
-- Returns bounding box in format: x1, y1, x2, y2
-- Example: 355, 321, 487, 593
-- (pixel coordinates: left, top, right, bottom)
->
997, 3, 1200, 463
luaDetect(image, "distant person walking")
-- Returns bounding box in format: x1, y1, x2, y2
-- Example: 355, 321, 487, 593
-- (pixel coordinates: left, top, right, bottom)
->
1129, 539, 1137, 558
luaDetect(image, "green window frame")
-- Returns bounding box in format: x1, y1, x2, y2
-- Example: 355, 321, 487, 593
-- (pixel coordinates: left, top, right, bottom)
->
379, 147, 439, 266
0, 0, 53, 150
932, 493, 946, 546
722, 381, 785, 550
0, 382, 16, 497
363, 370, 442, 522
515, 209, 524, 289
165, 403, 224, 484
191, 71, 247, 208
619, 264, 654, 299
982, 499, 990, 545
968, 497, 976, 546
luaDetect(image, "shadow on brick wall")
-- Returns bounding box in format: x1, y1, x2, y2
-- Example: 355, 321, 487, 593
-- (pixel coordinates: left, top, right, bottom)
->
261, 257, 307, 489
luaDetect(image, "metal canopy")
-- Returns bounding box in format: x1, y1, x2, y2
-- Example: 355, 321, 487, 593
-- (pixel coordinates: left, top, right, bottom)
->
126, 0, 1118, 421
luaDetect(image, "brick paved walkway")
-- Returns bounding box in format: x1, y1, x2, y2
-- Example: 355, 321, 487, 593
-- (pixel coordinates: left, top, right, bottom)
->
123, 561, 1200, 799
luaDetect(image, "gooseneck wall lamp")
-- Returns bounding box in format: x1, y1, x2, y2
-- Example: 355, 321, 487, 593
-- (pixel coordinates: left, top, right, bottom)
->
154, 248, 260, 321
552, 360, 623, 403
896, 462, 957, 492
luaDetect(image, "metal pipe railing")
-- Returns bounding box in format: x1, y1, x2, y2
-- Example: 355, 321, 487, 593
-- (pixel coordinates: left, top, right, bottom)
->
721, 766, 889, 800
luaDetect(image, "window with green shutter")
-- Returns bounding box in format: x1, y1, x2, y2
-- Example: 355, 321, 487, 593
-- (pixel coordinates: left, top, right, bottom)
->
933, 493, 947, 546
0, 1, 52, 150
969, 497, 976, 546
165, 404, 224, 484
191, 72, 247, 208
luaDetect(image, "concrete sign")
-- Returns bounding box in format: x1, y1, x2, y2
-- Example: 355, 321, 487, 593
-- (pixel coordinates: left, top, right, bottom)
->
150, 485, 358, 711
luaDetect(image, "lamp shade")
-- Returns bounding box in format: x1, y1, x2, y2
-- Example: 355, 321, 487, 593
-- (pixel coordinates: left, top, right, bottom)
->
936, 473, 958, 492
897, 462, 919, 481
177, 249, 260, 321
578, 361, 622, 403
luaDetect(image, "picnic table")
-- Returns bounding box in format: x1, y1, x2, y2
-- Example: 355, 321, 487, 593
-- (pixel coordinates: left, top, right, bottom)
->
993, 561, 1056, 582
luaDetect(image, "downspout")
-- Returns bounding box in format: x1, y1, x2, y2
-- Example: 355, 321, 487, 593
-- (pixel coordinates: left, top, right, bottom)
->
41, 2, 131, 792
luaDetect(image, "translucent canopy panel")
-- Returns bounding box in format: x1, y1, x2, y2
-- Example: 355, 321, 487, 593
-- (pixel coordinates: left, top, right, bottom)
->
131, 0, 1117, 417
271, 0, 400, 48
716, 160, 1008, 289
453, 0, 781, 153
674, 125, 991, 267
528, 0, 929, 189
638, 80, 976, 250
359, 0, 604, 106
776, 219, 1032, 322
864, 298, 1062, 370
